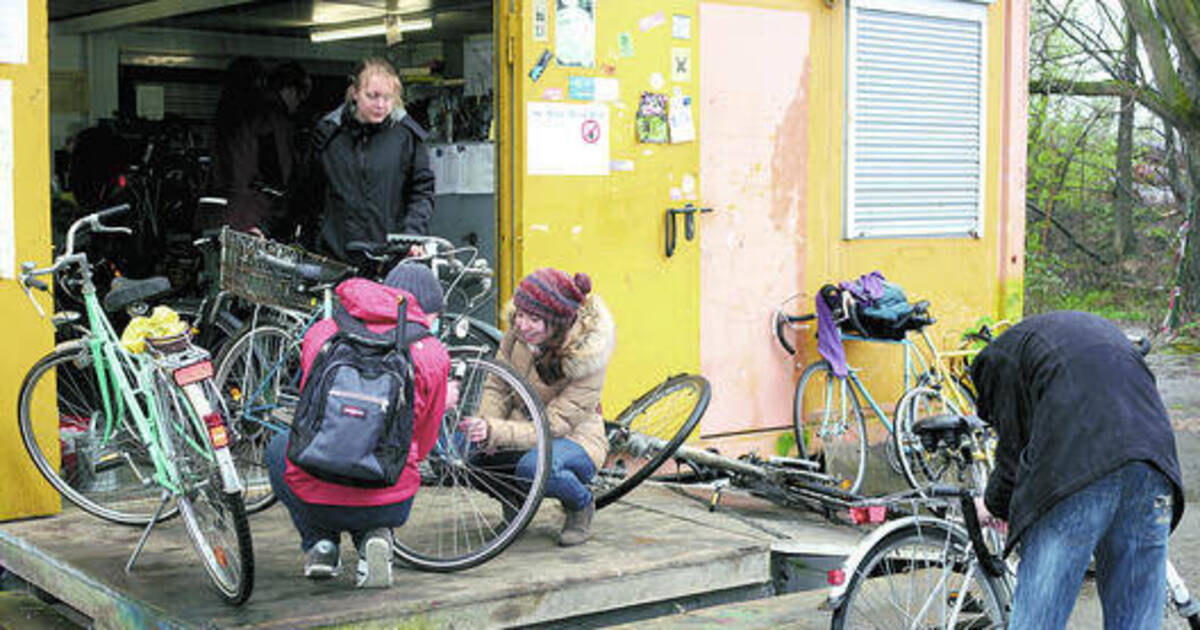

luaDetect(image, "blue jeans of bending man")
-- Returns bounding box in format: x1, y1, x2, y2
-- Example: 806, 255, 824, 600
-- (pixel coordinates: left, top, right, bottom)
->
1009, 460, 1172, 630
515, 438, 596, 511
265, 432, 413, 552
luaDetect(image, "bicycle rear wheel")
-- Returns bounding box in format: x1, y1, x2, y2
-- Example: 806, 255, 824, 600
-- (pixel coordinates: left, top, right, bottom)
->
158, 375, 254, 605
593, 374, 711, 509
393, 348, 550, 571
893, 385, 990, 494
213, 323, 301, 514
832, 522, 1009, 629
793, 361, 868, 494
17, 347, 178, 525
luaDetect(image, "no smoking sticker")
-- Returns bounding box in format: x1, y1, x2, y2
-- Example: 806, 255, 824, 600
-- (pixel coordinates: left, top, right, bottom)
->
582, 119, 602, 143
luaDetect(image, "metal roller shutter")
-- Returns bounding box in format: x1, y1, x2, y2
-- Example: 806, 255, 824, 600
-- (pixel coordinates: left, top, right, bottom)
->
846, 0, 989, 239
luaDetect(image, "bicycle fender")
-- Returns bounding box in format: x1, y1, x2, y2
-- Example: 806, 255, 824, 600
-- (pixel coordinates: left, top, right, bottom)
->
54, 338, 89, 355
824, 515, 969, 610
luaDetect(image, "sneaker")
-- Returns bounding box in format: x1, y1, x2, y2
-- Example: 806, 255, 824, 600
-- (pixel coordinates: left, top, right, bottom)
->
558, 499, 595, 547
304, 540, 340, 579
356, 529, 393, 588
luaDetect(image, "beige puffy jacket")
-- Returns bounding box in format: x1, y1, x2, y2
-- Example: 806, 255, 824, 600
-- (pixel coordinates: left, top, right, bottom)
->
478, 294, 615, 468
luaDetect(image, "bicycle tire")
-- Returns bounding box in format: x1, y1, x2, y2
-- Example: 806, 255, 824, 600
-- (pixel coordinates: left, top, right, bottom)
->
892, 386, 973, 490
17, 347, 179, 525
593, 374, 711, 509
158, 375, 254, 605
793, 361, 868, 494
832, 521, 1009, 629
441, 312, 502, 354
393, 348, 550, 571
213, 323, 302, 514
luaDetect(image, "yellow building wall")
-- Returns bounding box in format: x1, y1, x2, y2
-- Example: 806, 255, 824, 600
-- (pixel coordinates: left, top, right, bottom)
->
1, 0, 59, 520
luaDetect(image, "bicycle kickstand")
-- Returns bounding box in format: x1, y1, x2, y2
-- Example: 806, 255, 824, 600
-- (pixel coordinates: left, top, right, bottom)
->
126, 490, 173, 574
709, 479, 730, 512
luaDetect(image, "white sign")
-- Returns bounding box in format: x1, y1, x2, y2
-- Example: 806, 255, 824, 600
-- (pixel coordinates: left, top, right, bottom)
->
0, 1, 27, 65
527, 102, 610, 176
0, 80, 13, 279
533, 0, 549, 41
555, 0, 595, 68
136, 85, 165, 121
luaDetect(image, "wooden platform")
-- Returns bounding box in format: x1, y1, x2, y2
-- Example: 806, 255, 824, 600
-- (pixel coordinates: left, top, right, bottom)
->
0, 484, 861, 629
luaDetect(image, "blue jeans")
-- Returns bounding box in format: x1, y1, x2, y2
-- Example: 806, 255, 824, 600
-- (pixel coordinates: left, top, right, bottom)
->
1010, 461, 1172, 630
265, 432, 413, 552
510, 438, 595, 511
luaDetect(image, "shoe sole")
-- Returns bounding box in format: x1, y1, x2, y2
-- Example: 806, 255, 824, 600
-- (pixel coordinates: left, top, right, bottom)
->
357, 538, 393, 588
305, 563, 340, 579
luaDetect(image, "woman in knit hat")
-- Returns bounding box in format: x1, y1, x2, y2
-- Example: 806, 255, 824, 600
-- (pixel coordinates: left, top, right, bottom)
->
458, 268, 615, 546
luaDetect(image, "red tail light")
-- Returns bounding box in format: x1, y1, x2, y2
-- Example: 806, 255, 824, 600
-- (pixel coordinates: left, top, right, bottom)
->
828, 568, 845, 586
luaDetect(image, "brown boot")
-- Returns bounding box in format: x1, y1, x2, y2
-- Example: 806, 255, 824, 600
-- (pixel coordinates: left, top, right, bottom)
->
558, 500, 595, 546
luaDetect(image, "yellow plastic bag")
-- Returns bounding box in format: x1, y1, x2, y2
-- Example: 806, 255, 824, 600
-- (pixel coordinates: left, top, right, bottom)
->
121, 306, 188, 353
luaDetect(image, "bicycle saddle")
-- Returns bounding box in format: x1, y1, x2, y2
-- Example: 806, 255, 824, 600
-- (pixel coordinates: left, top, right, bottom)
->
911, 413, 985, 436
103, 276, 172, 313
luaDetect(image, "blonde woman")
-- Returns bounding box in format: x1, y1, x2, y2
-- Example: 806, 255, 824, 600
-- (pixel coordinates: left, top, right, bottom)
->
305, 57, 435, 268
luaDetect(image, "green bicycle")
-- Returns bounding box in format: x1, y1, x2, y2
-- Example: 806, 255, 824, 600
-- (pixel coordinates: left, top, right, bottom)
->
17, 204, 254, 605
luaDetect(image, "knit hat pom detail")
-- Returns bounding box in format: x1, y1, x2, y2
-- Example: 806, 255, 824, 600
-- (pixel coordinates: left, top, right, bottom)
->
573, 273, 592, 296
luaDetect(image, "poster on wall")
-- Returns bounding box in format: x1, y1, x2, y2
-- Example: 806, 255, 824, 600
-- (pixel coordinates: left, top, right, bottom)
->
635, 92, 669, 144
0, 80, 13, 279
527, 102, 610, 175
533, 0, 549, 41
668, 95, 695, 144
555, 0, 595, 68
0, 1, 27, 65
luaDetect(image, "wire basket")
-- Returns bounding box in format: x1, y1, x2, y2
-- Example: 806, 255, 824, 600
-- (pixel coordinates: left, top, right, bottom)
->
219, 228, 353, 311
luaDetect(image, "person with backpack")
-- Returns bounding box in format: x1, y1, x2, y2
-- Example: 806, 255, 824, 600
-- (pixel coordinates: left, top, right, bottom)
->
264, 263, 450, 588
457, 268, 615, 546
298, 57, 435, 268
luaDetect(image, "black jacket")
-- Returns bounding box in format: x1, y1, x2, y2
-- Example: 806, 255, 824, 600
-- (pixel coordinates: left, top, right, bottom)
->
971, 311, 1184, 552
306, 103, 435, 261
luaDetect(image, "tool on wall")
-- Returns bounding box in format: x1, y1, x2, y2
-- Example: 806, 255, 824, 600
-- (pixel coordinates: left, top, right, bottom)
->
664, 203, 713, 257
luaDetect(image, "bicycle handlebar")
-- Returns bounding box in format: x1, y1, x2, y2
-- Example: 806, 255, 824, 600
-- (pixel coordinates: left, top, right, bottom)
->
256, 252, 350, 286
774, 311, 815, 355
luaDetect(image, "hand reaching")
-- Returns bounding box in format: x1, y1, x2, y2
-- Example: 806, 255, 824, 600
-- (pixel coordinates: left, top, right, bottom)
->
458, 416, 489, 443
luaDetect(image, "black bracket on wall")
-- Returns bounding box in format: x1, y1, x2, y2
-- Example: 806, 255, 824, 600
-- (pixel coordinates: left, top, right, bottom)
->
665, 203, 713, 257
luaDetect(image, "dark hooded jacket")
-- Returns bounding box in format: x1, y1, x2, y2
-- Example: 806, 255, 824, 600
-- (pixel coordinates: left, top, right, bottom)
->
305, 103, 435, 261
970, 310, 1184, 552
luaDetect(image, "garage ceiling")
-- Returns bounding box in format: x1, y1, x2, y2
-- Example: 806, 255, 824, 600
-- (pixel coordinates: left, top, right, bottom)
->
49, 0, 492, 42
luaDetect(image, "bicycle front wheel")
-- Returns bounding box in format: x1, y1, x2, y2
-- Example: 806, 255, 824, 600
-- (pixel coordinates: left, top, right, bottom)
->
158, 376, 254, 605
593, 374, 711, 509
17, 347, 178, 525
213, 323, 301, 513
794, 361, 868, 494
393, 348, 550, 571
832, 522, 1009, 629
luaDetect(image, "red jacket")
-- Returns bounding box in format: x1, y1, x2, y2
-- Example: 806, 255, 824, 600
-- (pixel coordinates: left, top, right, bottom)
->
285, 278, 450, 506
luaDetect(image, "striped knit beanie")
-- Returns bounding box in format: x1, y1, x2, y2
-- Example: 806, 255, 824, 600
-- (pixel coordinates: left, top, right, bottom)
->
513, 268, 592, 327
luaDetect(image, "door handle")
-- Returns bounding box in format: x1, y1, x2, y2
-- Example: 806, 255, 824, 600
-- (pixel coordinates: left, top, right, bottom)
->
665, 203, 713, 257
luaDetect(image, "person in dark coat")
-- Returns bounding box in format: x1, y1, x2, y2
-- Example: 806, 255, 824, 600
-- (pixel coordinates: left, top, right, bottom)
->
208, 58, 310, 238
970, 310, 1185, 630
302, 57, 435, 268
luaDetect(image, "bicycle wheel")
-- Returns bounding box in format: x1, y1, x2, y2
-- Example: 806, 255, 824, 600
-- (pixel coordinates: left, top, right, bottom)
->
157, 375, 254, 605
441, 312, 502, 354
832, 521, 1009, 629
793, 361, 868, 494
393, 348, 550, 571
17, 347, 178, 525
893, 384, 993, 495
593, 374, 711, 509
213, 323, 301, 514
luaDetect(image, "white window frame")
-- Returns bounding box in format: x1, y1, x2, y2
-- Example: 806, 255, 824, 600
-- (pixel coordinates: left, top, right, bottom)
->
845, 0, 989, 239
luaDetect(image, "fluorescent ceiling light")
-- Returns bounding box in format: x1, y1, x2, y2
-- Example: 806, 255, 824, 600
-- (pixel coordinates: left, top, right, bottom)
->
310, 17, 433, 43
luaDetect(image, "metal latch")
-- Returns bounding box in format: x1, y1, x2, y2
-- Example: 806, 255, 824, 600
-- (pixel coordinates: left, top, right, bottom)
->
664, 203, 713, 257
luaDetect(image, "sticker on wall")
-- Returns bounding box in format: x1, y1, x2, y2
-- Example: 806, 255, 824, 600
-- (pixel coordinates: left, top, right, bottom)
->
672, 48, 692, 83
681, 174, 698, 200
533, 0, 549, 41
668, 95, 695, 144
610, 159, 635, 172
649, 72, 665, 91
530, 49, 553, 82
672, 14, 691, 40
568, 76, 596, 100
595, 77, 620, 102
669, 187, 684, 202
636, 92, 669, 144
0, 80, 12, 279
527, 102, 610, 176
556, 0, 596, 68
640, 11, 666, 32
619, 32, 638, 58
543, 87, 565, 100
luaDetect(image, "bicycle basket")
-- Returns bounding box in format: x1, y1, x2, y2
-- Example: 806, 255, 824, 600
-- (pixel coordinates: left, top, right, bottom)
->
218, 228, 354, 311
